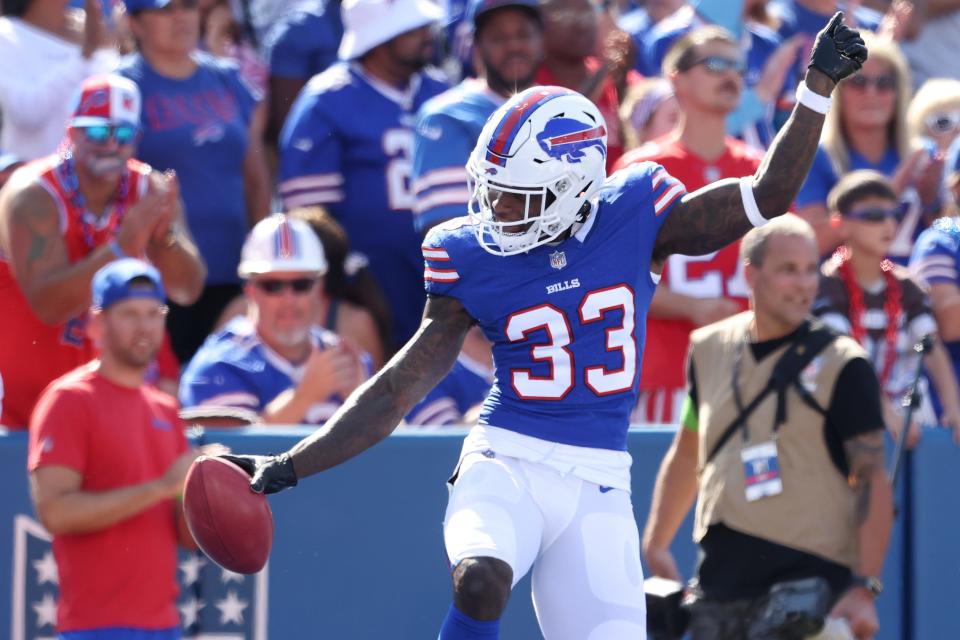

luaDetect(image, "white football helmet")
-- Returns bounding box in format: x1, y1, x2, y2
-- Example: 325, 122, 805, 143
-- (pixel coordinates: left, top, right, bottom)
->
467, 86, 608, 256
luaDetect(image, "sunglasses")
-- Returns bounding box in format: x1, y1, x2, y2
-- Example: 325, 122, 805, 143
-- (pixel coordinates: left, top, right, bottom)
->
682, 55, 747, 76
925, 110, 960, 134
252, 278, 317, 295
81, 124, 140, 145
846, 74, 897, 92
844, 205, 904, 223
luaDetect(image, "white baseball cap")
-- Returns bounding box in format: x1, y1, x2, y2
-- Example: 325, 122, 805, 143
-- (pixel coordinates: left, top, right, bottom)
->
238, 215, 328, 277
338, 0, 443, 60
69, 75, 141, 128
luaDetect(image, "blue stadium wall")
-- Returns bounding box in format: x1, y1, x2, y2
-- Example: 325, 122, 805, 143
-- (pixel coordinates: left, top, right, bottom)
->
1, 427, 956, 639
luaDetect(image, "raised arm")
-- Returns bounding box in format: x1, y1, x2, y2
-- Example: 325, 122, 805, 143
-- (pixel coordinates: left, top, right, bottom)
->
223, 294, 475, 492
652, 13, 867, 263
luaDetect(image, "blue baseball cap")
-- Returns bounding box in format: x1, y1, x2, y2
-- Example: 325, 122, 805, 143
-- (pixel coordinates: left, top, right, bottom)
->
467, 0, 539, 32
92, 258, 166, 310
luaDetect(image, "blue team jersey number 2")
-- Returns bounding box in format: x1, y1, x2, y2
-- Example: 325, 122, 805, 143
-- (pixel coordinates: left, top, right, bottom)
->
506, 284, 636, 400
383, 128, 414, 210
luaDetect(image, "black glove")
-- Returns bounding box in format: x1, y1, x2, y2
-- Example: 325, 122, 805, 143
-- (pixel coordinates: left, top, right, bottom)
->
220, 453, 298, 495
808, 12, 868, 84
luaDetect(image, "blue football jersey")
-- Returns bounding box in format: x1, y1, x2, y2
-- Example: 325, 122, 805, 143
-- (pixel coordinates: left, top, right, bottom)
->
278, 62, 449, 345
422, 162, 686, 450
412, 79, 505, 233
179, 317, 373, 425
405, 354, 493, 426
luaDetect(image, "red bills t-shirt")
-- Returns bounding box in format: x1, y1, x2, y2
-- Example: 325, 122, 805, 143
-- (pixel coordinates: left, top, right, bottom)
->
616, 135, 761, 410
28, 365, 188, 632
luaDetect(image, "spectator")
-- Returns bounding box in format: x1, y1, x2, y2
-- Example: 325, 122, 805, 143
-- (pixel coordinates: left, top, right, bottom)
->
118, 0, 271, 364
404, 325, 493, 426
27, 258, 208, 638
618, 76, 679, 151
201, 0, 268, 95
816, 170, 960, 447
795, 33, 941, 263
278, 0, 448, 350
0, 0, 117, 160
644, 215, 892, 639
771, 0, 882, 42
910, 216, 960, 444
262, 0, 343, 146
412, 0, 542, 232
906, 78, 960, 154
180, 214, 371, 425
215, 205, 392, 367
0, 151, 24, 190
617, 0, 686, 75
615, 25, 761, 424
536, 0, 631, 169
641, 0, 800, 150
0, 74, 205, 429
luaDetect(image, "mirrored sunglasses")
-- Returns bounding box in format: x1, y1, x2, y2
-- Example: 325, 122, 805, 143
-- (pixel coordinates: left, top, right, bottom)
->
925, 110, 960, 134
81, 124, 140, 145
252, 278, 317, 295
847, 74, 897, 92
684, 55, 747, 76
845, 204, 904, 223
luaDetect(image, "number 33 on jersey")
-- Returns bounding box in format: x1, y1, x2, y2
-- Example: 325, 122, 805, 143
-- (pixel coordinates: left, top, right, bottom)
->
423, 162, 686, 451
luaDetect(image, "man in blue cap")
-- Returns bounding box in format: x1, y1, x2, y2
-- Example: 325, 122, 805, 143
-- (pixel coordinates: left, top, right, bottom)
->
28, 258, 205, 639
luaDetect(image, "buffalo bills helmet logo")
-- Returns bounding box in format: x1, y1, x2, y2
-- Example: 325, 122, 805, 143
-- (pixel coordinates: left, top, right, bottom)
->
536, 117, 607, 164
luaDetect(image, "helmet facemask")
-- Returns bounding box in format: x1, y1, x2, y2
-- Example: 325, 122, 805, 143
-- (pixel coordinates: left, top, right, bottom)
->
466, 87, 608, 256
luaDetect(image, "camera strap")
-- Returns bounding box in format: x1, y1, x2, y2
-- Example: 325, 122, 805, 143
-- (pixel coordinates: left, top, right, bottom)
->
706, 320, 837, 465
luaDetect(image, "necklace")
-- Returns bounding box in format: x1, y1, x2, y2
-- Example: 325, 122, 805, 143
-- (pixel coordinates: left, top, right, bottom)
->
833, 245, 902, 389
57, 152, 129, 250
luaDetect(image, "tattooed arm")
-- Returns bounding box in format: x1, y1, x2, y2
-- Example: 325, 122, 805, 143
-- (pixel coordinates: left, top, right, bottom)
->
223, 295, 475, 489
0, 177, 115, 325
652, 12, 867, 263
843, 429, 894, 580
651, 69, 834, 263
828, 429, 893, 638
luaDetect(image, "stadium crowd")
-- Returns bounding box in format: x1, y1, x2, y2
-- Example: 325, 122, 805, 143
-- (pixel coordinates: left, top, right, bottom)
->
3, 0, 960, 636
3, 0, 960, 437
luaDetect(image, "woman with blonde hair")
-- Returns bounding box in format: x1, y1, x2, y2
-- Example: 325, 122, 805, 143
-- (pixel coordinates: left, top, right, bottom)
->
795, 33, 943, 263
907, 78, 960, 153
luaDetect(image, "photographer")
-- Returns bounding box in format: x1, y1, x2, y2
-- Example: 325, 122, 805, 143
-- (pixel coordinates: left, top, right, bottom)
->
643, 216, 893, 640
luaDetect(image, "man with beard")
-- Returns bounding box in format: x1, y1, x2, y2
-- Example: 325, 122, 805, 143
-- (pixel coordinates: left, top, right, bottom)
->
278, 0, 449, 350
179, 215, 370, 425
28, 259, 205, 639
411, 0, 542, 233
0, 74, 205, 428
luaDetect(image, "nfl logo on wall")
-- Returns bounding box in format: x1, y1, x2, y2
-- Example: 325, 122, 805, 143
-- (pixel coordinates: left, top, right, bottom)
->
12, 514, 269, 640
549, 250, 566, 270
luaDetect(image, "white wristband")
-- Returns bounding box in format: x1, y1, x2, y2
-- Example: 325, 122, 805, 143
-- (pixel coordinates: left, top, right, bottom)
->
740, 177, 768, 228
795, 81, 832, 115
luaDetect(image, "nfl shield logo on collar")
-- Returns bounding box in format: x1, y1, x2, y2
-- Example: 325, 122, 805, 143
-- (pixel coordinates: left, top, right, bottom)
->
549, 250, 567, 270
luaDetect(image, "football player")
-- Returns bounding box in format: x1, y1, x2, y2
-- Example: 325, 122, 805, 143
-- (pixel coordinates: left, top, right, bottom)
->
227, 14, 866, 640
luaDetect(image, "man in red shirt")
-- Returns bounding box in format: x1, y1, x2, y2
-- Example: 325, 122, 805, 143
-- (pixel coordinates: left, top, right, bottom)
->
614, 25, 763, 424
28, 259, 204, 638
0, 74, 205, 428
